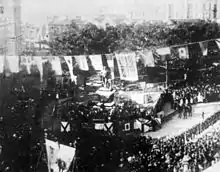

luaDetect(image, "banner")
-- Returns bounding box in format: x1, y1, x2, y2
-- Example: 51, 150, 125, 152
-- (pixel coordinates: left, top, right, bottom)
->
64, 56, 76, 82
45, 139, 60, 172
88, 55, 103, 70
156, 47, 171, 56
5, 56, 19, 73
216, 39, 220, 50
49, 56, 63, 76
61, 122, 70, 132
177, 46, 189, 59
199, 42, 208, 56
20, 56, 35, 74
136, 50, 155, 67
105, 54, 115, 79
33, 56, 44, 82
95, 123, 105, 130
134, 120, 142, 130
45, 139, 76, 172
143, 92, 161, 106
0, 56, 4, 73
115, 53, 138, 81
103, 122, 113, 134
74, 55, 89, 71
56, 144, 76, 172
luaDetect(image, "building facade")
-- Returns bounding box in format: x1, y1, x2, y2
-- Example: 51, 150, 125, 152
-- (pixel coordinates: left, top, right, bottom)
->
0, 0, 21, 55
121, 0, 219, 22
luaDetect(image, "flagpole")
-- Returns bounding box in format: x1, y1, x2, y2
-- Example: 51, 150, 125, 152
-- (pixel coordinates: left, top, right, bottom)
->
166, 60, 168, 89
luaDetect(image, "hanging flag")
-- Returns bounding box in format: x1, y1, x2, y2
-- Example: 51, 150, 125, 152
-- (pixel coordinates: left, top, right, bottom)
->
103, 122, 113, 134
4, 56, 19, 73
215, 39, 220, 52
124, 123, 131, 131
156, 47, 171, 56
64, 56, 76, 82
48, 56, 63, 75
33, 57, 44, 82
105, 54, 115, 79
20, 56, 35, 74
134, 120, 142, 130
115, 53, 138, 81
199, 42, 208, 56
95, 123, 105, 130
0, 56, 4, 73
74, 55, 89, 71
177, 46, 189, 59
88, 55, 103, 70
45, 139, 76, 172
61, 122, 70, 132
136, 50, 155, 67
56, 143, 76, 172
45, 139, 60, 172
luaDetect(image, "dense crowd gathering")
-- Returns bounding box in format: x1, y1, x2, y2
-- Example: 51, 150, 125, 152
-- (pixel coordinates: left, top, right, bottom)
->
1, 62, 220, 172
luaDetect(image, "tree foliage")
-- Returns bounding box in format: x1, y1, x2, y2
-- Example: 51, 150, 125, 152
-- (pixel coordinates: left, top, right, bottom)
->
49, 20, 220, 56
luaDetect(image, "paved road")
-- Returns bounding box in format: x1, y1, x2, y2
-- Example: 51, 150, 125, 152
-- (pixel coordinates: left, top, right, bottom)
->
145, 102, 220, 138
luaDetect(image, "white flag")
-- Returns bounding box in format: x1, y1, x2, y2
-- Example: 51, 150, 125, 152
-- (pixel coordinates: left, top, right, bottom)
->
105, 54, 115, 79
49, 56, 63, 75
156, 47, 171, 56
74, 55, 89, 71
199, 42, 208, 56
115, 53, 138, 81
134, 120, 142, 130
88, 55, 103, 70
137, 50, 155, 67
95, 123, 105, 130
45, 139, 76, 172
178, 46, 189, 59
61, 122, 70, 132
45, 139, 60, 172
64, 56, 76, 82
5, 56, 19, 73
56, 143, 76, 172
216, 39, 220, 50
0, 56, 5, 73
33, 57, 44, 82
20, 56, 34, 74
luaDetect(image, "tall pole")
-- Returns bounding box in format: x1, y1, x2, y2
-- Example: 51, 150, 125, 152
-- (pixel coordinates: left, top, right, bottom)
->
166, 60, 168, 89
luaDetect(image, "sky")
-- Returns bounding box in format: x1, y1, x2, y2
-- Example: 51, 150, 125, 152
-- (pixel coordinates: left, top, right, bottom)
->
21, 0, 171, 25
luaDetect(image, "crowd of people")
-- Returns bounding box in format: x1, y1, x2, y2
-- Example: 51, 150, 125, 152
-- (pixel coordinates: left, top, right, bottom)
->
1, 62, 220, 172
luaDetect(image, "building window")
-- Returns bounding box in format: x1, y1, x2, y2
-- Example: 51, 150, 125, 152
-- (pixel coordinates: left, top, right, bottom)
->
187, 3, 193, 19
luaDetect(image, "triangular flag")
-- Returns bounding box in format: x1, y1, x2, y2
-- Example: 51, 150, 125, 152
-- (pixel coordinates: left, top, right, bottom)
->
64, 56, 76, 82
0, 55, 5, 73
61, 122, 70, 132
33, 57, 44, 82
156, 47, 171, 56
177, 46, 189, 59
88, 55, 103, 70
199, 42, 208, 56
5, 56, 19, 73
137, 50, 155, 67
216, 39, 220, 50
74, 55, 89, 71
